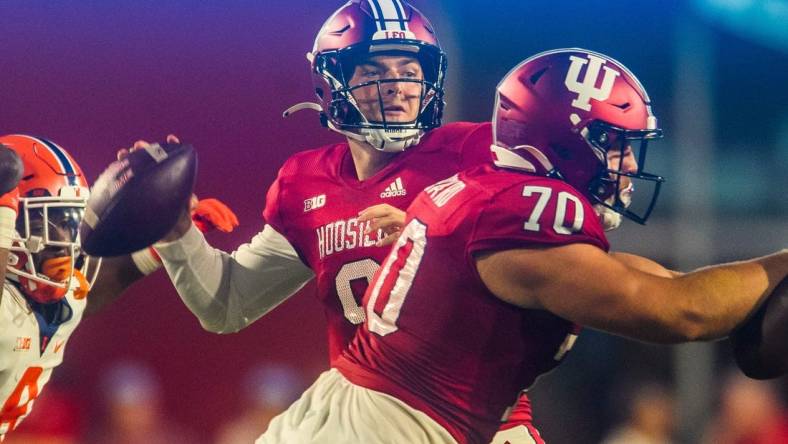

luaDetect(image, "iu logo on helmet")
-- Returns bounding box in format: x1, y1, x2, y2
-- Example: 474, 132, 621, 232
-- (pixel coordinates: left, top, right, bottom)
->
564, 54, 620, 113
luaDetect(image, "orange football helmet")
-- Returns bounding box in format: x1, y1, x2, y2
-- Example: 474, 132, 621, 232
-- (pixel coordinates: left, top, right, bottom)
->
1, 134, 97, 303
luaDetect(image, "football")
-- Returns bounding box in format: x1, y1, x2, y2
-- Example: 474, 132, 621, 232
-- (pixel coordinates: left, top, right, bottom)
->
0, 144, 24, 195
730, 276, 788, 380
80, 143, 197, 257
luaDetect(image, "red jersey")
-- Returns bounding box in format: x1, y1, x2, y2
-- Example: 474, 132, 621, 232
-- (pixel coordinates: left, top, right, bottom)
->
336, 164, 610, 444
262, 122, 493, 364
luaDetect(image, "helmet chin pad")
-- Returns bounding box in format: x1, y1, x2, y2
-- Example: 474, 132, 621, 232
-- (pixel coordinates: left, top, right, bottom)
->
20, 256, 90, 303
329, 116, 423, 152
594, 204, 623, 232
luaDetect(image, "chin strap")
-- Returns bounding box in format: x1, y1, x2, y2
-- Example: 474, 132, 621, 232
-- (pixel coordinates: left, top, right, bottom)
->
19, 256, 90, 304
593, 204, 623, 231
593, 184, 633, 232
283, 102, 422, 153
346, 127, 422, 152
41, 257, 90, 300
282, 102, 324, 117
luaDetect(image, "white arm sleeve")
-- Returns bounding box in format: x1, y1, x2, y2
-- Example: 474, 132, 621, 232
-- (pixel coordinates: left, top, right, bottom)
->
154, 223, 314, 333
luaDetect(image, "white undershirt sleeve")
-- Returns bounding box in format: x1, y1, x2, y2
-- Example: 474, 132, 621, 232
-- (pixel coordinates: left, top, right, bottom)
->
154, 223, 314, 333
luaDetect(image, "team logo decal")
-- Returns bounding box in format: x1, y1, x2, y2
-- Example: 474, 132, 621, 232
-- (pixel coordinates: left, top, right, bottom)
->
380, 177, 407, 198
564, 54, 620, 124
304, 194, 326, 212
14, 337, 31, 352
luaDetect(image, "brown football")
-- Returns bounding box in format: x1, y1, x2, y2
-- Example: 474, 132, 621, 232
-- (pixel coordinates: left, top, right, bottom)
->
79, 143, 197, 257
730, 276, 788, 380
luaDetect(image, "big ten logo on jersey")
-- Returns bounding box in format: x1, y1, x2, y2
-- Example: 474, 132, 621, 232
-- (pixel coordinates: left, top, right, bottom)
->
564, 53, 620, 125
316, 217, 383, 259
425, 174, 465, 207
304, 194, 326, 212
13, 337, 31, 352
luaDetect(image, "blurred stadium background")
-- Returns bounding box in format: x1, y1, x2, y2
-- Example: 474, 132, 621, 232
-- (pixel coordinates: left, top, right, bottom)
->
2, 0, 787, 442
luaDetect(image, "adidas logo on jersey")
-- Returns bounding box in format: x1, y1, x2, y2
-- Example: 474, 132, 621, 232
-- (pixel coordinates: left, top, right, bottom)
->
380, 177, 407, 198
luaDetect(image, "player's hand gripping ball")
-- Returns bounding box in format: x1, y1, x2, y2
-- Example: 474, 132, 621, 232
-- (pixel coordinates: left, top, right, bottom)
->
79, 142, 197, 257
730, 276, 788, 380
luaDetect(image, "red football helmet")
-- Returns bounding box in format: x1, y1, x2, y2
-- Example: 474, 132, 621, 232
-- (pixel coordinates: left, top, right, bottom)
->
1, 134, 97, 303
492, 48, 664, 226
286, 0, 446, 152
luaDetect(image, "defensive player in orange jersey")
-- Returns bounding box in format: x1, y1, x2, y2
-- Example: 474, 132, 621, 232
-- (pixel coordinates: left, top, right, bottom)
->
0, 134, 235, 438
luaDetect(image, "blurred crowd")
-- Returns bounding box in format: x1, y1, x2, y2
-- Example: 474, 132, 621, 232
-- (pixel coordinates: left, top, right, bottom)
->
4, 353, 787, 444
4, 360, 306, 444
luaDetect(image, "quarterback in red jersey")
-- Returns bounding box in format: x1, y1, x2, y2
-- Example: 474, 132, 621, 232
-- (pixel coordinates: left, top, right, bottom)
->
154, 0, 491, 362
151, 1, 540, 442
257, 49, 788, 444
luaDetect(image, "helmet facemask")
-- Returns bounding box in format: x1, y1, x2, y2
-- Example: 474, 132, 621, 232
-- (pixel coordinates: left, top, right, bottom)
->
584, 120, 664, 227
8, 193, 98, 304
314, 42, 446, 151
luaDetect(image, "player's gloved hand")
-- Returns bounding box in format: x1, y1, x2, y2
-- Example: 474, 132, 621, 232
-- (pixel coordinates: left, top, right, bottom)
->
358, 203, 405, 247
192, 198, 239, 233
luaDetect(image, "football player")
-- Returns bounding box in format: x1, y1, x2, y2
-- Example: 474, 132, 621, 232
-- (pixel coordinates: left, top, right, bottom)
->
0, 134, 235, 438
146, 1, 539, 442
0, 134, 113, 438
256, 49, 788, 444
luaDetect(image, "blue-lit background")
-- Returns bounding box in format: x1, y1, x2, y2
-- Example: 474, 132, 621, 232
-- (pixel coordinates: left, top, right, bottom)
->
2, 1, 787, 443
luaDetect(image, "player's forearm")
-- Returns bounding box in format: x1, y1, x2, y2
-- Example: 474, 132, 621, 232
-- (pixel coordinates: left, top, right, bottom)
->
156, 224, 247, 332
487, 245, 787, 344
84, 255, 143, 316
669, 251, 788, 341
156, 224, 314, 333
